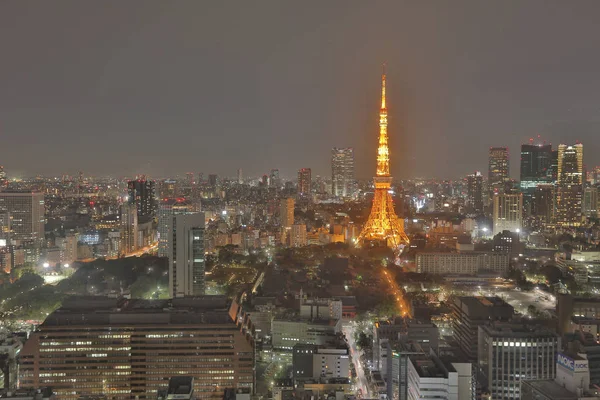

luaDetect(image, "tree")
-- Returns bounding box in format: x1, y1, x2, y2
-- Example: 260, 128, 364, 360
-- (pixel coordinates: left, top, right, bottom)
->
356, 332, 372, 350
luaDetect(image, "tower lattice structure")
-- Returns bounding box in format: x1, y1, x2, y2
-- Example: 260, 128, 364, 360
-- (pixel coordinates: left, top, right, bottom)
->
358, 67, 410, 251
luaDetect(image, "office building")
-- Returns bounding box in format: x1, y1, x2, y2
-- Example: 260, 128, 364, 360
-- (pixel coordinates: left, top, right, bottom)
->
0, 166, 7, 189
300, 298, 343, 321
292, 343, 350, 383
208, 174, 218, 188
556, 143, 584, 226
158, 198, 193, 257
479, 322, 561, 400
237, 168, 243, 184
19, 296, 254, 400
280, 198, 294, 228
0, 191, 44, 245
451, 297, 514, 360
168, 213, 205, 298
127, 179, 155, 218
331, 148, 355, 197
290, 224, 307, 247
488, 147, 509, 198
416, 251, 509, 276
520, 142, 553, 191
55, 234, 77, 266
269, 169, 280, 188
271, 318, 341, 351
466, 172, 483, 214
492, 193, 523, 235
405, 351, 472, 400
119, 202, 138, 255
583, 186, 599, 219
297, 168, 311, 197
532, 184, 555, 222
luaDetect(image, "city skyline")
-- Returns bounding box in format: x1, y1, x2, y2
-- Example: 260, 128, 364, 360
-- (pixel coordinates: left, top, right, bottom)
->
1, 2, 600, 179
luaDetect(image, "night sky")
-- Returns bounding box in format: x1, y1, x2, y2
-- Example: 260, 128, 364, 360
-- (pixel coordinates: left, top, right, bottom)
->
1, 1, 600, 180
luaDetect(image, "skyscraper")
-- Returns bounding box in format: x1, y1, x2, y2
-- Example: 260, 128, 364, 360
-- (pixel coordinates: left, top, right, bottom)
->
556, 143, 584, 226
297, 168, 311, 197
237, 168, 243, 184
120, 202, 138, 255
488, 147, 509, 198
583, 186, 598, 219
168, 212, 205, 297
280, 197, 295, 228
158, 198, 193, 257
331, 148, 355, 197
0, 191, 45, 245
520, 142, 553, 214
127, 178, 155, 218
269, 169, 280, 188
0, 166, 7, 189
492, 193, 523, 235
358, 67, 409, 250
466, 172, 483, 214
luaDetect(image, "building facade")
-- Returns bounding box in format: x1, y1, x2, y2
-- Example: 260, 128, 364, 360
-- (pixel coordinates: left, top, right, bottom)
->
556, 143, 584, 226
158, 198, 193, 257
119, 202, 138, 255
331, 148, 355, 198
492, 193, 523, 235
0, 191, 44, 245
168, 213, 205, 298
18, 297, 254, 400
127, 179, 155, 218
416, 252, 509, 276
297, 168, 311, 197
466, 173, 483, 214
488, 147, 509, 199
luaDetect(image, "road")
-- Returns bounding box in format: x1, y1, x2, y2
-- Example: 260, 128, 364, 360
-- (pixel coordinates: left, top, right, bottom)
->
383, 269, 411, 317
343, 323, 370, 398
79, 242, 158, 263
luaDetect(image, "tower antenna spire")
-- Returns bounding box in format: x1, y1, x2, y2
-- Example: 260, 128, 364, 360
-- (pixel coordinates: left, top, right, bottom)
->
381, 62, 386, 110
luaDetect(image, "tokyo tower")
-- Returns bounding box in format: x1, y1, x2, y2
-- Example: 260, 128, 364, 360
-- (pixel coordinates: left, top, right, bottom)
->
357, 66, 410, 251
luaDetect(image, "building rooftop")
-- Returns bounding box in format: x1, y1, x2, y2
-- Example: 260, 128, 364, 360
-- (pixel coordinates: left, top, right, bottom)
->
481, 322, 560, 338
521, 380, 578, 400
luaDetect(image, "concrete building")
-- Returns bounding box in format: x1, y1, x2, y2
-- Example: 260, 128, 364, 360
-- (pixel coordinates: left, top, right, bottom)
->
290, 224, 307, 247
451, 297, 514, 361
158, 198, 193, 257
297, 168, 311, 197
280, 198, 294, 228
292, 343, 350, 383
127, 179, 155, 218
583, 187, 599, 219
416, 251, 509, 276
300, 298, 343, 321
556, 143, 584, 226
493, 193, 523, 235
55, 234, 77, 265
168, 213, 205, 298
0, 191, 44, 245
271, 319, 341, 351
488, 147, 510, 200
478, 322, 561, 400
466, 172, 483, 214
119, 202, 138, 255
18, 296, 254, 400
0, 335, 23, 390
331, 148, 355, 197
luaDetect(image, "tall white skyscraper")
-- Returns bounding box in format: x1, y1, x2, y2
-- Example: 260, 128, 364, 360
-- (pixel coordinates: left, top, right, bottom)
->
168, 212, 205, 298
331, 148, 355, 197
120, 203, 138, 255
157, 198, 193, 257
0, 191, 45, 245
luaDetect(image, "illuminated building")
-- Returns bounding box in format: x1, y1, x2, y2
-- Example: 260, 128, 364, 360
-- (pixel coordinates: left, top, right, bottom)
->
127, 179, 155, 218
237, 168, 243, 184
290, 224, 307, 247
358, 67, 409, 250
269, 169, 280, 188
168, 212, 205, 297
297, 168, 311, 197
0, 165, 7, 189
208, 174, 218, 188
532, 184, 555, 222
466, 172, 483, 214
280, 197, 294, 228
556, 143, 584, 226
492, 193, 522, 235
19, 296, 254, 400
520, 141, 553, 214
0, 191, 45, 245
479, 322, 560, 399
331, 148, 355, 197
159, 179, 178, 198
158, 198, 193, 257
119, 202, 138, 255
583, 187, 598, 219
488, 147, 509, 199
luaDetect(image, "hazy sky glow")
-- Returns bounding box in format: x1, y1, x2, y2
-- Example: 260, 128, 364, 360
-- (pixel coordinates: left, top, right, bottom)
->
1, 1, 600, 179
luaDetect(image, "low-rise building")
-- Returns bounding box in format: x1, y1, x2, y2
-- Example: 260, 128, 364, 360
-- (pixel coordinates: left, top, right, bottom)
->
416, 251, 509, 276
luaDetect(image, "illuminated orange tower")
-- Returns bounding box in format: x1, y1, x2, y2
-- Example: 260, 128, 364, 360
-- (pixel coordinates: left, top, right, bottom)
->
358, 66, 410, 251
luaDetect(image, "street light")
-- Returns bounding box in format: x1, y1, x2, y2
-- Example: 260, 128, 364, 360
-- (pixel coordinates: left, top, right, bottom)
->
43, 262, 49, 268
63, 264, 70, 268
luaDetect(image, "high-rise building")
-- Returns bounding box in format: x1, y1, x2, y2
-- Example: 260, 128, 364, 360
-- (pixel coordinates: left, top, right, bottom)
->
269, 169, 280, 188
532, 184, 555, 222
488, 147, 509, 198
158, 198, 193, 257
0, 191, 44, 245
583, 186, 598, 219
451, 296, 514, 361
297, 168, 311, 197
331, 148, 355, 197
168, 213, 205, 298
556, 143, 584, 226
280, 197, 294, 228
127, 179, 155, 218
0, 165, 7, 189
290, 224, 307, 247
120, 202, 138, 255
492, 193, 523, 235
208, 174, 218, 188
237, 168, 243, 184
19, 296, 254, 400
520, 143, 553, 190
358, 67, 409, 250
479, 322, 561, 400
466, 172, 483, 214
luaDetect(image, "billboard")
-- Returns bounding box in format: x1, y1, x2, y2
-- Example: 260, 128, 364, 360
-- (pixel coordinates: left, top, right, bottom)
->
557, 353, 589, 372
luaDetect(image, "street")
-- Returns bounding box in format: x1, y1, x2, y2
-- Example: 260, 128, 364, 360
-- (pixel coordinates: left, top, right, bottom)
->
343, 323, 370, 398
